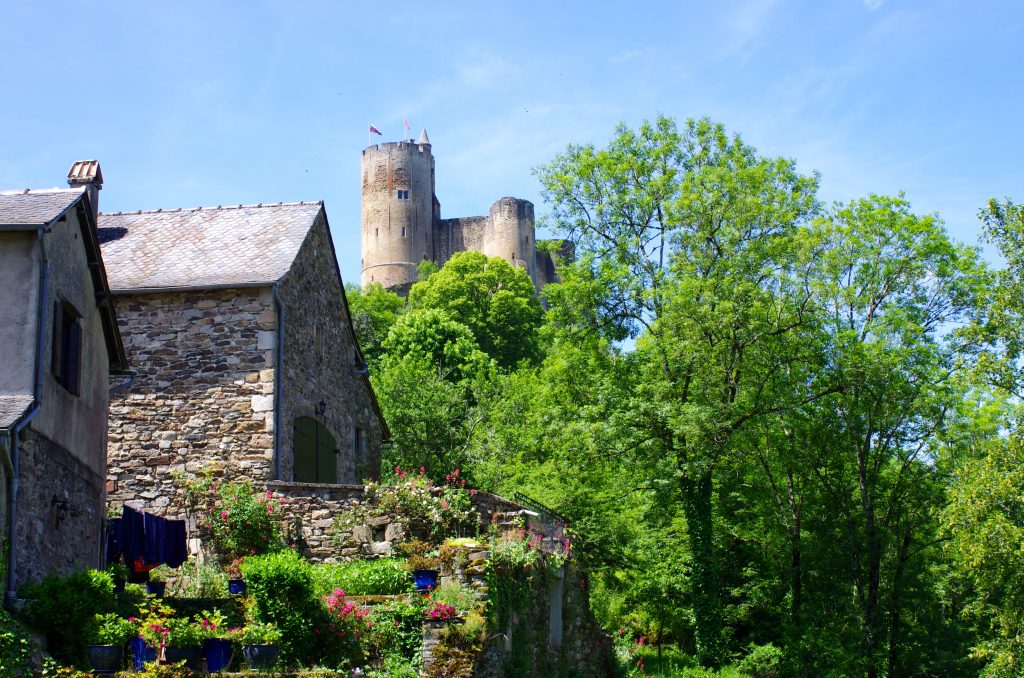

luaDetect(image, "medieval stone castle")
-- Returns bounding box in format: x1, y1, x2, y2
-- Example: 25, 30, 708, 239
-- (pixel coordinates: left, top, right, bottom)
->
360, 129, 570, 293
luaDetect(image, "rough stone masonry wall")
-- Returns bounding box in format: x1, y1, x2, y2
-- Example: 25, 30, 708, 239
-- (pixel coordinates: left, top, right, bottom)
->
277, 215, 384, 484
12, 429, 105, 591
106, 288, 277, 517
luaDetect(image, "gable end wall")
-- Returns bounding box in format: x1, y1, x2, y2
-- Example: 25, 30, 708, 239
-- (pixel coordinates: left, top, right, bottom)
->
277, 213, 383, 484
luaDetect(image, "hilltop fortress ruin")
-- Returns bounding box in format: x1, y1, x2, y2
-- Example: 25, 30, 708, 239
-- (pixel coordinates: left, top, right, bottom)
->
360, 129, 570, 293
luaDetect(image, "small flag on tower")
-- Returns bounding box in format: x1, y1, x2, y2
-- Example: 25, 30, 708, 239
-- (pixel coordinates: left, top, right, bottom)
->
404, 119, 411, 132
369, 123, 382, 136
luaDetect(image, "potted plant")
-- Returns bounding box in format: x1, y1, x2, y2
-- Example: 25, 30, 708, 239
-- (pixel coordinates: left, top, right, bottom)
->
229, 621, 282, 670
399, 539, 440, 591
199, 609, 233, 673
87, 613, 136, 673
132, 596, 173, 670
146, 568, 167, 597
423, 601, 458, 625
162, 617, 205, 670
226, 557, 247, 595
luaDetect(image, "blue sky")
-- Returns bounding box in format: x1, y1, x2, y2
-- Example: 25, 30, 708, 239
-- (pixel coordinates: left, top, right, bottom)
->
2, 1, 1021, 284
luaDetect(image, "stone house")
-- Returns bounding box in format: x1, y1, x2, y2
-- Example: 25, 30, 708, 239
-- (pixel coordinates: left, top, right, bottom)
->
0, 162, 129, 597
99, 197, 388, 515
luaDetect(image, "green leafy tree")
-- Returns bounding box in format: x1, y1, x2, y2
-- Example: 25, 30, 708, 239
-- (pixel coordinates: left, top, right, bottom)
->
537, 116, 820, 666
408, 251, 544, 368
345, 282, 405, 367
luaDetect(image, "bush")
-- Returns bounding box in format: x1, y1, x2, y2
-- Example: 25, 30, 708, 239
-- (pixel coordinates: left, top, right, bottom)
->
184, 477, 284, 561
365, 599, 425, 666
0, 606, 36, 676
169, 557, 229, 598
21, 568, 116, 666
736, 643, 783, 678
240, 550, 319, 665
311, 558, 412, 597
426, 581, 482, 617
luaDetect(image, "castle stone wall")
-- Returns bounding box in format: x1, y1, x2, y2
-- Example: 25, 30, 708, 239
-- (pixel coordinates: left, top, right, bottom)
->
485, 197, 536, 279
106, 288, 277, 516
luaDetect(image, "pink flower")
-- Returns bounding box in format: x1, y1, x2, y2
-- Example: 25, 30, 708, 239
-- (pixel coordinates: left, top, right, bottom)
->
220, 510, 228, 520
419, 466, 425, 474
470, 488, 478, 496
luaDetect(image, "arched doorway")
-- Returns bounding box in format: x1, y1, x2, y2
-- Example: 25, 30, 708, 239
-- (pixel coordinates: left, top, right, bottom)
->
293, 417, 337, 483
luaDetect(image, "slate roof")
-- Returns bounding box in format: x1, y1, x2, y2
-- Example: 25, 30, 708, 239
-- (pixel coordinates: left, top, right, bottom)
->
98, 201, 323, 292
0, 188, 85, 228
0, 395, 35, 430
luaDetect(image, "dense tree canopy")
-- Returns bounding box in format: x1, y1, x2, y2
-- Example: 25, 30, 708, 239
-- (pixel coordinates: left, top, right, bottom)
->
348, 116, 1023, 676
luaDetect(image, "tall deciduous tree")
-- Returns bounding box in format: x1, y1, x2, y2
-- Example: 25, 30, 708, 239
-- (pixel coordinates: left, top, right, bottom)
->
537, 116, 819, 666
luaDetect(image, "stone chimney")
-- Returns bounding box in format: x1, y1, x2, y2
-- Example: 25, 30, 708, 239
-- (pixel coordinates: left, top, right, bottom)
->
67, 160, 103, 224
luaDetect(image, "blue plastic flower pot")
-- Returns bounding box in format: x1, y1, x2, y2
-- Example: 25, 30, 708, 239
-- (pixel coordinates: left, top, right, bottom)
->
204, 638, 233, 673
164, 645, 203, 671
228, 577, 247, 595
413, 569, 439, 591
87, 645, 123, 674
129, 637, 157, 671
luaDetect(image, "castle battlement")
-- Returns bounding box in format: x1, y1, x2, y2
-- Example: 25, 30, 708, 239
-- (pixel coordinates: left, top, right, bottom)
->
360, 130, 568, 294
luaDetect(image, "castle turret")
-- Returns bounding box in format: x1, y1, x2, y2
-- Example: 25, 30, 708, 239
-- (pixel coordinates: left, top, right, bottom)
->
484, 197, 536, 280
360, 130, 436, 291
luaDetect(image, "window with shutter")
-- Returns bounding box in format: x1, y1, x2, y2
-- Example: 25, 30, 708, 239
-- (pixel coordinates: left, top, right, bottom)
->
52, 301, 83, 395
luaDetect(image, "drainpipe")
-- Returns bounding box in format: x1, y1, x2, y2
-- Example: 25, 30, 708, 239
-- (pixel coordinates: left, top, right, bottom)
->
5, 228, 49, 604
272, 284, 285, 481
109, 373, 135, 393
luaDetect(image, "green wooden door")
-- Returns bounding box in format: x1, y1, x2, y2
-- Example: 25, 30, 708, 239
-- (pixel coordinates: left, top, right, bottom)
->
293, 417, 337, 483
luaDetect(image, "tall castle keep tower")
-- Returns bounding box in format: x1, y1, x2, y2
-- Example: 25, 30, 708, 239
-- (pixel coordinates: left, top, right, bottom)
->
360, 129, 438, 290
360, 130, 570, 293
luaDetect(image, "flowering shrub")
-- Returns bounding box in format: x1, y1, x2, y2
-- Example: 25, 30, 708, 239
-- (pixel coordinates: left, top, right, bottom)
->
184, 477, 284, 561
490, 528, 543, 568
374, 466, 479, 540
318, 589, 372, 666
425, 602, 457, 621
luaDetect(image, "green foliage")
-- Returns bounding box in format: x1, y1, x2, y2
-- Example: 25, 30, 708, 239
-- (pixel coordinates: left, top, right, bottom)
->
0, 605, 37, 676
943, 434, 1024, 675
89, 612, 137, 646
408, 251, 544, 368
365, 598, 426, 668
229, 620, 282, 645
426, 581, 483, 617
169, 557, 229, 598
239, 550, 371, 669
240, 550, 319, 665
184, 476, 284, 561
345, 282, 406, 368
163, 616, 204, 647
735, 643, 783, 677
311, 558, 412, 596
21, 567, 116, 666
382, 308, 491, 385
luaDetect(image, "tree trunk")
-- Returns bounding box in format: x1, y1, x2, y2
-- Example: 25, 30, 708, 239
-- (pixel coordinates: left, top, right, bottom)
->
787, 469, 802, 627
681, 468, 723, 667
885, 527, 912, 678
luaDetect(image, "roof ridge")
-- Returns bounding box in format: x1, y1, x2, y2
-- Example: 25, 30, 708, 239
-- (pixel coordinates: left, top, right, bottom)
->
101, 199, 324, 217
0, 187, 84, 196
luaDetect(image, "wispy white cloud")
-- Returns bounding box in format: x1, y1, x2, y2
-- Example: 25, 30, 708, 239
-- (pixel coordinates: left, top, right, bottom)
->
721, 0, 780, 57
863, 0, 885, 11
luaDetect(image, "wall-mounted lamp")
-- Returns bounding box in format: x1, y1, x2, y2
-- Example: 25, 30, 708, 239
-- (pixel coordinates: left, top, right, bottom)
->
51, 495, 70, 526
350, 362, 370, 375
317, 400, 327, 415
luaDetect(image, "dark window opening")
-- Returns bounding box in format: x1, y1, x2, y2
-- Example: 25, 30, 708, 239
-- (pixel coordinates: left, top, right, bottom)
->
401, 227, 406, 237
52, 301, 82, 395
397, 189, 409, 200
293, 416, 338, 483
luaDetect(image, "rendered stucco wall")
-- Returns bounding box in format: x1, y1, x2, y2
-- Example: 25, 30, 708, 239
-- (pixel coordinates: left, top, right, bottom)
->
0, 232, 38, 396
